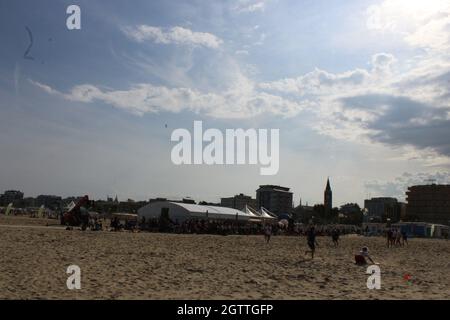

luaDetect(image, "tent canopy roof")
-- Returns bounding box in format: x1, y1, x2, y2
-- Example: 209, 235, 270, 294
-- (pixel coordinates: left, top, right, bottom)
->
138, 201, 260, 221
168, 202, 255, 217
245, 205, 277, 219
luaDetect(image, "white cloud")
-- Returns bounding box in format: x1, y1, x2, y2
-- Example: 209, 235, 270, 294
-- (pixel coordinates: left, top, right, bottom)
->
253, 33, 266, 46
258, 42, 450, 161
30, 79, 306, 119
259, 67, 372, 96
234, 1, 266, 13
235, 50, 249, 55
371, 52, 396, 74
31, 1, 450, 162
259, 53, 397, 97
31, 40, 450, 160
365, 171, 450, 200
28, 79, 60, 95
122, 25, 223, 49
241, 2, 265, 12
366, 0, 450, 50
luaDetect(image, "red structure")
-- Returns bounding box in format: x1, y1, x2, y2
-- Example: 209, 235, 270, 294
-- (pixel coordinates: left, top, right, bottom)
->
62, 195, 91, 227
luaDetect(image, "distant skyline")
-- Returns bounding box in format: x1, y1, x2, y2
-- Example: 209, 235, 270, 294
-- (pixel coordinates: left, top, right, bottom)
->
1, 0, 450, 207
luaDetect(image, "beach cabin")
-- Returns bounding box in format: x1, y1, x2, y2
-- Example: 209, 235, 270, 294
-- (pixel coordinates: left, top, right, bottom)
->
392, 222, 450, 239
430, 224, 449, 238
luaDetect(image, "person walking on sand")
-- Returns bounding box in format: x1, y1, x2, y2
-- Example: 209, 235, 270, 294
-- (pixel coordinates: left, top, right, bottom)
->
304, 226, 318, 259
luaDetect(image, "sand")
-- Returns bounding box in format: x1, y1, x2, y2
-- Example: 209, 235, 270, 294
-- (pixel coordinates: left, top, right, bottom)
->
0, 215, 449, 300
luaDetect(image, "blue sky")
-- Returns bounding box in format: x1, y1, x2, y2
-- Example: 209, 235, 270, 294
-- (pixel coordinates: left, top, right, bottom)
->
1, 0, 450, 206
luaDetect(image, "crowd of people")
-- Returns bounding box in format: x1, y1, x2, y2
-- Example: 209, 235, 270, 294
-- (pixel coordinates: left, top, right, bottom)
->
386, 228, 408, 247
109, 216, 137, 231
137, 217, 361, 238
88, 217, 104, 231
139, 217, 277, 236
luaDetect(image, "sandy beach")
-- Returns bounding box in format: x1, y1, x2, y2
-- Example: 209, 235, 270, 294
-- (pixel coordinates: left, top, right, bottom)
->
0, 215, 449, 300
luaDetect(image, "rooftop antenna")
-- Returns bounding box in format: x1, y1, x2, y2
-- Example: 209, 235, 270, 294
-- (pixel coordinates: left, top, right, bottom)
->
425, 179, 436, 185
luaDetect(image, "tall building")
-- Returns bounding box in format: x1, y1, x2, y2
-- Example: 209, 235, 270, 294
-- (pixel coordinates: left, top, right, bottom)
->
406, 184, 450, 225
221, 193, 256, 210
256, 185, 293, 216
364, 197, 400, 222
324, 178, 332, 214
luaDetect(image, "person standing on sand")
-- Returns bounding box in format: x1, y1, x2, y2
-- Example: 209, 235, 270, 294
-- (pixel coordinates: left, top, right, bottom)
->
387, 229, 393, 248
396, 229, 402, 246
304, 226, 318, 259
401, 230, 408, 246
264, 224, 272, 243
331, 228, 340, 247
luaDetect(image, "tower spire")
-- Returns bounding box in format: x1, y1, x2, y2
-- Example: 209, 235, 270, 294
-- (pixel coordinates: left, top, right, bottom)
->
324, 177, 332, 216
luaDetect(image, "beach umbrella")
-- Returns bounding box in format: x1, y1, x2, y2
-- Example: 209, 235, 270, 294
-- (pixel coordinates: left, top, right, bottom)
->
278, 213, 291, 220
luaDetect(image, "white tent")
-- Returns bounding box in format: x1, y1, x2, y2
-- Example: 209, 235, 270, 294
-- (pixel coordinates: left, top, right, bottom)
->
260, 207, 278, 219
138, 201, 259, 222
245, 205, 277, 220
65, 201, 76, 211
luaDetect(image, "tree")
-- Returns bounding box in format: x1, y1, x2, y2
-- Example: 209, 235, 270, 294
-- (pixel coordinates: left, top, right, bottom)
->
339, 203, 363, 225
